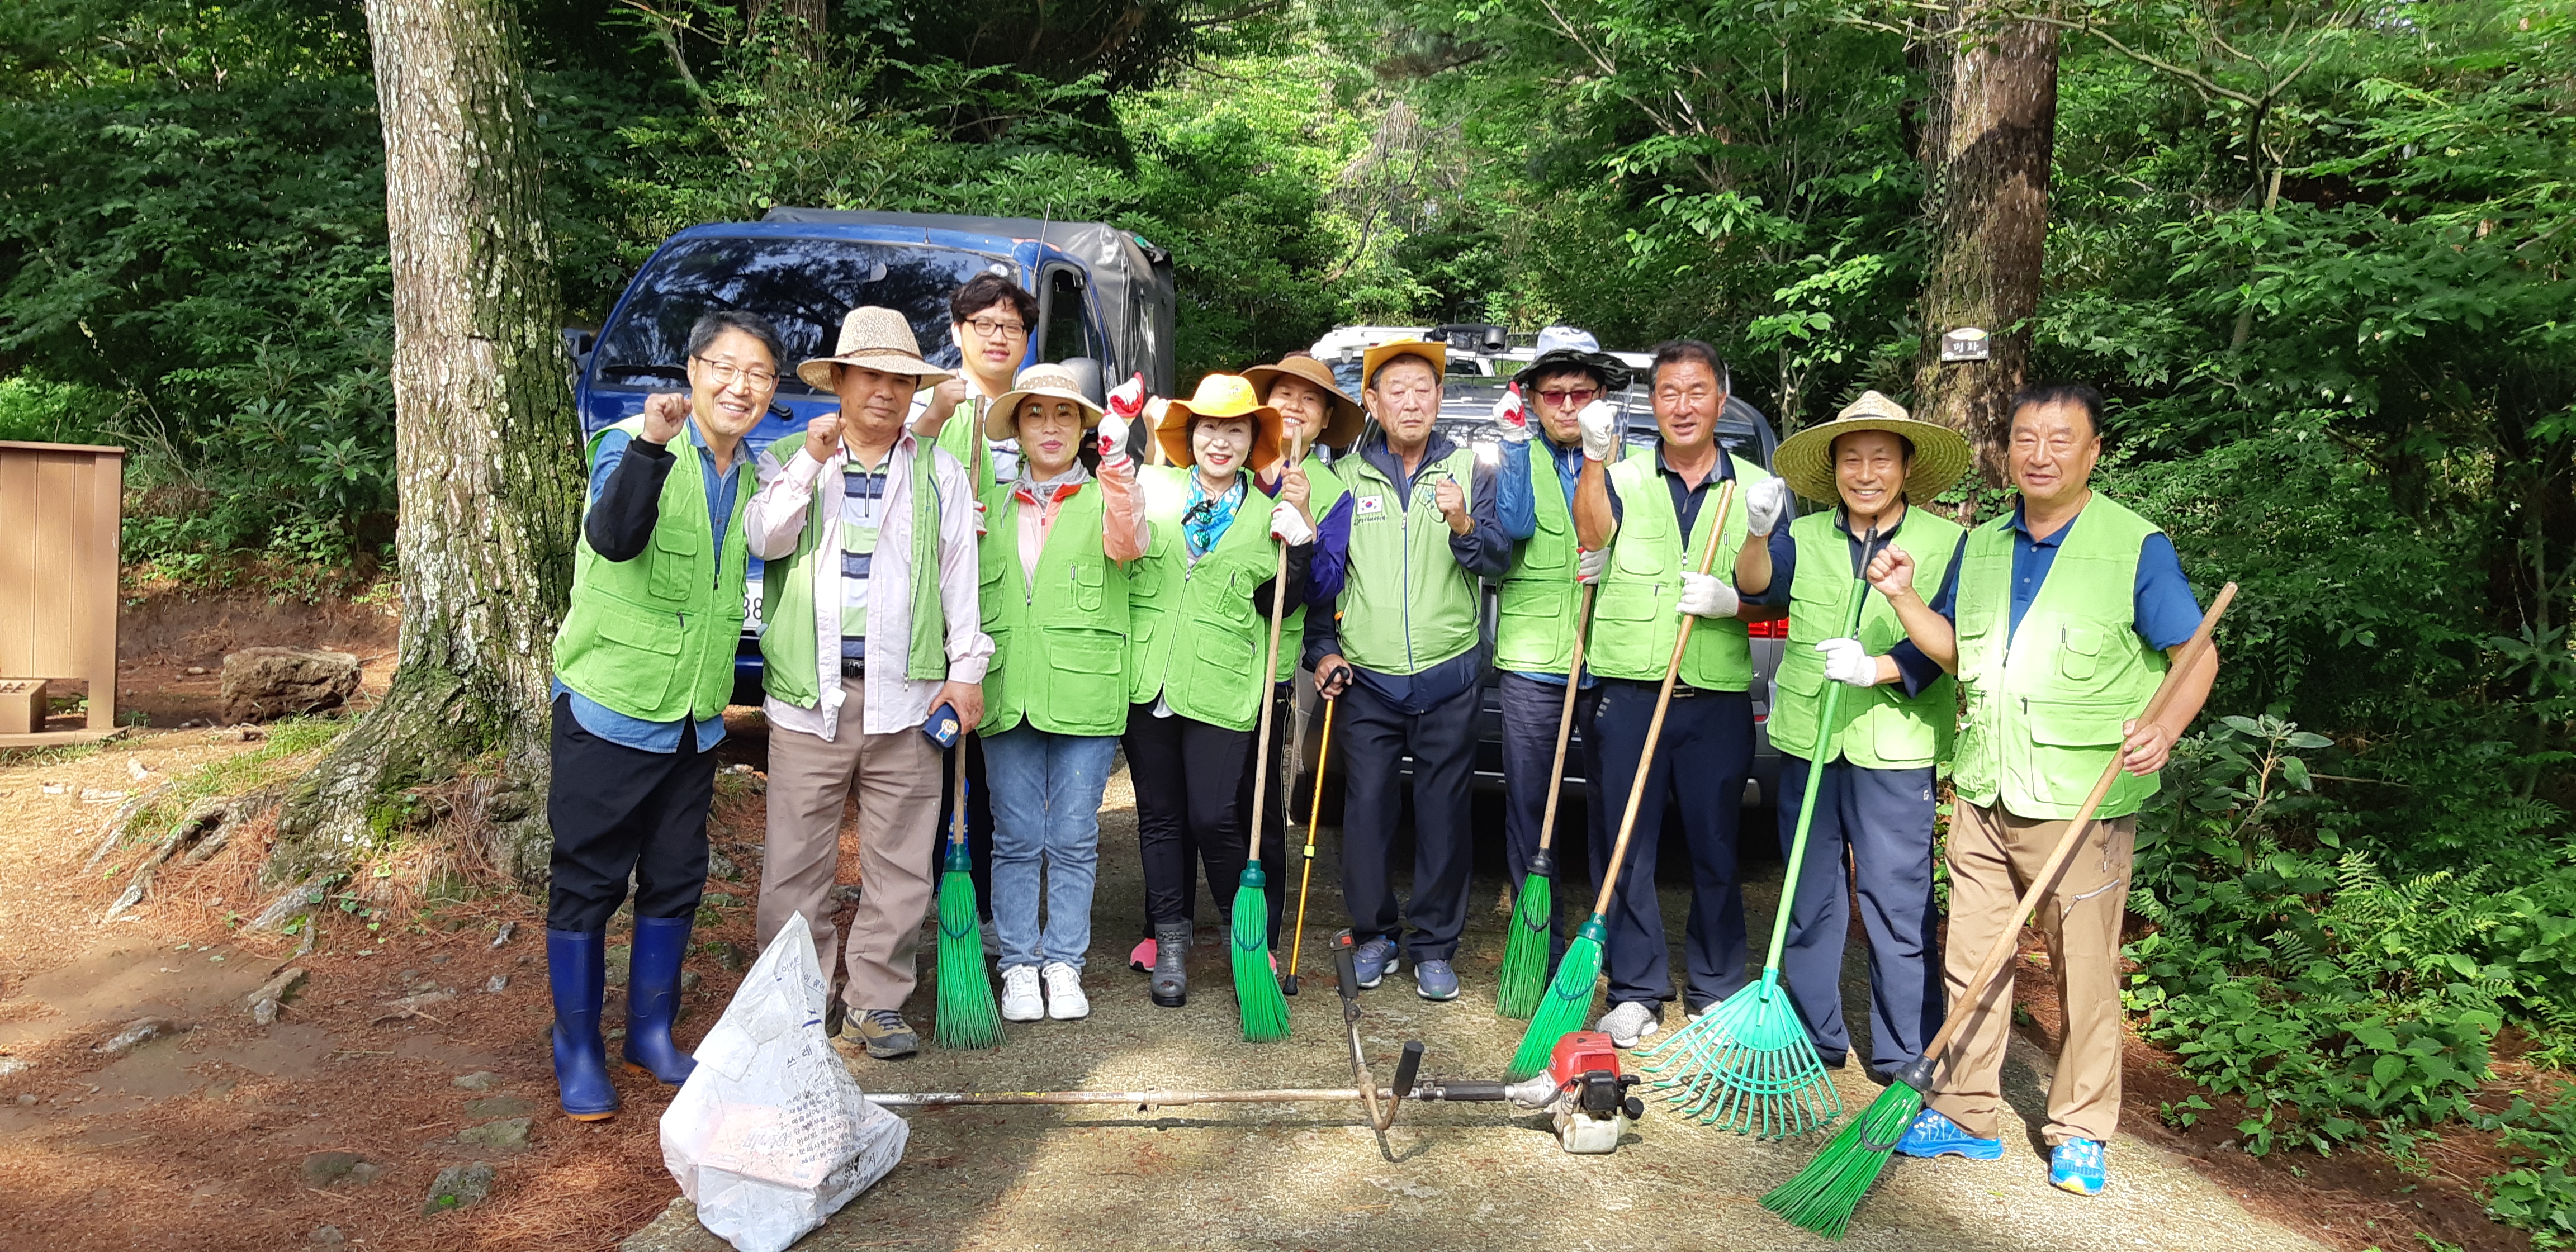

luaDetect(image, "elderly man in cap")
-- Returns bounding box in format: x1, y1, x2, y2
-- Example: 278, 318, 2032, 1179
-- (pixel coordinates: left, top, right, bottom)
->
1733, 390, 1970, 1084
744, 306, 991, 1061
1488, 328, 1631, 971
545, 309, 779, 1120
1569, 339, 1779, 1049
1869, 383, 2215, 1196
1308, 338, 1511, 1000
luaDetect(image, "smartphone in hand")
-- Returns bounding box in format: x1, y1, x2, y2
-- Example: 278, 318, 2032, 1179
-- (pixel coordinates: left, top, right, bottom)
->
921, 702, 963, 748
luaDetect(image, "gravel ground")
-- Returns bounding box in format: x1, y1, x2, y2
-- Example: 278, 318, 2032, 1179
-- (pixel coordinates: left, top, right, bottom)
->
626, 765, 2328, 1252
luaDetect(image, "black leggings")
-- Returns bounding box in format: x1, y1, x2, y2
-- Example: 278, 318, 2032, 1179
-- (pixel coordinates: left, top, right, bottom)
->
1123, 704, 1253, 928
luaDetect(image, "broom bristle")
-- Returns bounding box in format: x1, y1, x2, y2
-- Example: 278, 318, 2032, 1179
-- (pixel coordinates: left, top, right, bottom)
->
1494, 872, 1553, 1020
1505, 921, 1603, 1080
1231, 865, 1290, 1042
1760, 1081, 1922, 1239
933, 867, 1003, 1049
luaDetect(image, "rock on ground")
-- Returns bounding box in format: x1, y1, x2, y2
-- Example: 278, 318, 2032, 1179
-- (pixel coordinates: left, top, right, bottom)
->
423, 1161, 496, 1215
219, 647, 360, 723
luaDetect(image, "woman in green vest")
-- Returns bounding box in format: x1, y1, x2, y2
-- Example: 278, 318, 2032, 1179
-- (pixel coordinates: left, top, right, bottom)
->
1733, 391, 1969, 1082
1124, 373, 1313, 1007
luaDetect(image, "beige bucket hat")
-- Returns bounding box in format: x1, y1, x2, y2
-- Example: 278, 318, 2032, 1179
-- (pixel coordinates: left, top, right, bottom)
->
1770, 390, 1974, 504
984, 363, 1106, 440
795, 306, 956, 392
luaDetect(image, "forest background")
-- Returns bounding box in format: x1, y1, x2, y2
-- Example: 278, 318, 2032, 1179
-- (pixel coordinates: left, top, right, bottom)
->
2, 0, 2573, 1245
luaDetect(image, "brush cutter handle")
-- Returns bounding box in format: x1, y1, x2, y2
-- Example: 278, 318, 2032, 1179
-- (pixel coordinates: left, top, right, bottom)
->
1912, 582, 2237, 1072
1533, 582, 1598, 856
1588, 477, 1740, 917
1760, 527, 1889, 969
1336, 946, 1362, 1008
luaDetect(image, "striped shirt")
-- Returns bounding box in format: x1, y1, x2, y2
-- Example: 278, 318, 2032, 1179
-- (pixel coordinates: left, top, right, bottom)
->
840, 452, 889, 661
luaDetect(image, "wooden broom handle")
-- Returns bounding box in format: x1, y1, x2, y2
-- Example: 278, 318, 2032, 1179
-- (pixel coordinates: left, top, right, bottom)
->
1244, 433, 1308, 859
1915, 580, 2238, 1064
1533, 582, 1598, 855
1589, 477, 1741, 917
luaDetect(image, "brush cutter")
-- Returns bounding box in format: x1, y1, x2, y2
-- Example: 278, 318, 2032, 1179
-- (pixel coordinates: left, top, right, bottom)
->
934, 748, 1003, 1049
1497, 578, 1598, 1020
1762, 582, 2237, 1239
1505, 478, 1740, 1080
1635, 526, 1891, 1138
1230, 433, 1308, 1041
1282, 696, 1337, 996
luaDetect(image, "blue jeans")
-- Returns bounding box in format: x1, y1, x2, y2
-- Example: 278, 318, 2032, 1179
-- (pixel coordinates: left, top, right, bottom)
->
981, 727, 1118, 971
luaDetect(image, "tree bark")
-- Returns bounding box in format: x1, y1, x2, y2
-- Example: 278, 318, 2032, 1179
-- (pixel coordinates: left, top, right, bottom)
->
747, 0, 827, 49
271, 0, 580, 883
1912, 5, 2059, 485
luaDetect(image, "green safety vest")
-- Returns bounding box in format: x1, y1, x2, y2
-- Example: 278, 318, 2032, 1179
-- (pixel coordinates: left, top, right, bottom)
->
755, 433, 949, 709
1336, 443, 1482, 676
1769, 506, 1963, 769
977, 479, 1131, 737
1495, 440, 1620, 676
1588, 450, 1771, 690
1126, 464, 1280, 732
1272, 451, 1349, 683
552, 417, 749, 723
1952, 494, 2171, 820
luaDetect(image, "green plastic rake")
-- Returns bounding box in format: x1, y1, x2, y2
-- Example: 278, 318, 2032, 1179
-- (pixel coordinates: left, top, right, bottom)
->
1633, 525, 1891, 1137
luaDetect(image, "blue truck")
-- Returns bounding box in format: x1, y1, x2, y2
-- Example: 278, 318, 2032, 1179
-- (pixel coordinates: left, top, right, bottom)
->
564, 208, 1178, 703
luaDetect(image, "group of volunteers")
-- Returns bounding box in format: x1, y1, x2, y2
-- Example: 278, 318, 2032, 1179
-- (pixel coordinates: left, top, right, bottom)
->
533, 271, 2216, 1200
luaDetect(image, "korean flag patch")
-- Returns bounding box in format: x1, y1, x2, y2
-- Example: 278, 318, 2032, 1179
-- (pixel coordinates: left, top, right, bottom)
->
1355, 494, 1385, 518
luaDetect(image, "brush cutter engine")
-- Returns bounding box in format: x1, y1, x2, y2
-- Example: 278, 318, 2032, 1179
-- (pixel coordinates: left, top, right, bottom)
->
1536, 1031, 1641, 1153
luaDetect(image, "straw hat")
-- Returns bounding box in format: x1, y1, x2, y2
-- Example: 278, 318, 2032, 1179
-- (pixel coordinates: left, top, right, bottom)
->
1510, 325, 1631, 392
1770, 391, 1974, 504
1241, 354, 1363, 451
983, 363, 1105, 440
794, 307, 956, 392
1154, 373, 1285, 472
1361, 337, 1447, 390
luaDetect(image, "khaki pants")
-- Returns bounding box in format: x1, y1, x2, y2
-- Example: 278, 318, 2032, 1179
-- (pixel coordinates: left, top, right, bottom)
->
756, 674, 945, 1014
1927, 801, 2135, 1146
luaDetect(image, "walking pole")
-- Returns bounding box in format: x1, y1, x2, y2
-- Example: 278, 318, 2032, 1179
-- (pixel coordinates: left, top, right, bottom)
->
1496, 580, 1595, 1019
1505, 478, 1740, 1080
1231, 431, 1308, 1042
1282, 696, 1338, 996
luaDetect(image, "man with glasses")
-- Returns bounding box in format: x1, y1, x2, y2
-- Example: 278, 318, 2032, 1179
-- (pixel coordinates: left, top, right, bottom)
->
1569, 339, 1779, 1050
1309, 339, 1511, 1001
543, 310, 779, 1119
1489, 327, 1634, 974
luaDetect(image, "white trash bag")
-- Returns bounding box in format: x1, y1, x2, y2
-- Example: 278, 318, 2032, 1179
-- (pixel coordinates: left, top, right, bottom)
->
661, 913, 907, 1252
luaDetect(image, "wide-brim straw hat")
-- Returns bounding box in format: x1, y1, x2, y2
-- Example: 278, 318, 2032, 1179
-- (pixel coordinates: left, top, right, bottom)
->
1510, 325, 1632, 392
1361, 336, 1447, 391
1242, 354, 1363, 451
1155, 373, 1285, 472
795, 306, 956, 392
1772, 390, 1974, 504
984, 363, 1105, 441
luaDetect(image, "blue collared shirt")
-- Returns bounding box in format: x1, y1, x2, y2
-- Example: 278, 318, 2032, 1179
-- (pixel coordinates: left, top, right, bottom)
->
552, 419, 744, 754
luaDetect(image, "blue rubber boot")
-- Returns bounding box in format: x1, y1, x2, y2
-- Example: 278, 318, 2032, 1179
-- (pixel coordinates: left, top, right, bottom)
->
546, 928, 618, 1120
622, 914, 698, 1085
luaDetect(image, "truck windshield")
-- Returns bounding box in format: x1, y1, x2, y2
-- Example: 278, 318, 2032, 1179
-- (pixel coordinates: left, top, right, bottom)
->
591, 236, 1002, 393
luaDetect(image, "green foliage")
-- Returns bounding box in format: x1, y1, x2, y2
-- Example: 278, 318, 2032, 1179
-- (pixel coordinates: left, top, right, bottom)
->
2477, 1088, 2576, 1248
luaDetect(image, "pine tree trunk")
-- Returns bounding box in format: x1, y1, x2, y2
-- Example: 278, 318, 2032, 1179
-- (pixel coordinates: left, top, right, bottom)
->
748, 0, 828, 48
1912, 5, 2059, 485
269, 0, 580, 884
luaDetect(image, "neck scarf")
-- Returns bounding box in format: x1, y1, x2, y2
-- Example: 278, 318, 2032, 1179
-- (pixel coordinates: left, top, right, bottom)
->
1181, 473, 1246, 561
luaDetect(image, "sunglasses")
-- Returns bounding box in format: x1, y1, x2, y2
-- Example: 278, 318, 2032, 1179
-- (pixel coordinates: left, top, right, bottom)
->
1536, 387, 1600, 406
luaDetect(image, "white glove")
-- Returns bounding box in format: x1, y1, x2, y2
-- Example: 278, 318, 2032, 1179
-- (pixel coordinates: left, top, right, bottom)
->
1577, 399, 1621, 462
1816, 637, 1878, 689
1096, 413, 1132, 466
1576, 546, 1609, 585
1493, 386, 1532, 444
1677, 572, 1738, 618
1746, 476, 1790, 538
1271, 502, 1315, 546
1106, 373, 1147, 421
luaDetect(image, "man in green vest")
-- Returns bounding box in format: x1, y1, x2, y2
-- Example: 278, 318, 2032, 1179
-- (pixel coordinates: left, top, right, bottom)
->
545, 310, 776, 1120
1871, 383, 2217, 1196
744, 307, 991, 1062
1569, 339, 1777, 1049
1491, 327, 1630, 969
1733, 391, 1970, 1083
1308, 338, 1511, 1001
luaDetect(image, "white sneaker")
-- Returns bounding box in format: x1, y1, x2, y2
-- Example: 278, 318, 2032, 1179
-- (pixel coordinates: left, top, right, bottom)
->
1595, 1000, 1663, 1049
1000, 966, 1043, 1022
1041, 962, 1090, 1021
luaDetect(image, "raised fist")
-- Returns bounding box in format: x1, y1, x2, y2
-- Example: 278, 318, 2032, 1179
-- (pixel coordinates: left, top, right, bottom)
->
804, 412, 844, 462
1746, 476, 1790, 538
1107, 373, 1147, 421
641, 392, 689, 445
1493, 385, 1532, 443
1577, 399, 1621, 462
1865, 546, 1917, 601
1097, 413, 1133, 464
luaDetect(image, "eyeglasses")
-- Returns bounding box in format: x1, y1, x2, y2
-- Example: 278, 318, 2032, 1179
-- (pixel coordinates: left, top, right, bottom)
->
1537, 387, 1600, 406
693, 356, 777, 390
962, 316, 1027, 340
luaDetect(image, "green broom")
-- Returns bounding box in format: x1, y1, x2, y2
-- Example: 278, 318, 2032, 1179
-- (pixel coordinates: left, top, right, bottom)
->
1505, 478, 1737, 1080
1497, 581, 1596, 1019
1635, 527, 1890, 1138
1761, 582, 2236, 1237
934, 746, 1003, 1049
1232, 435, 1305, 1043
